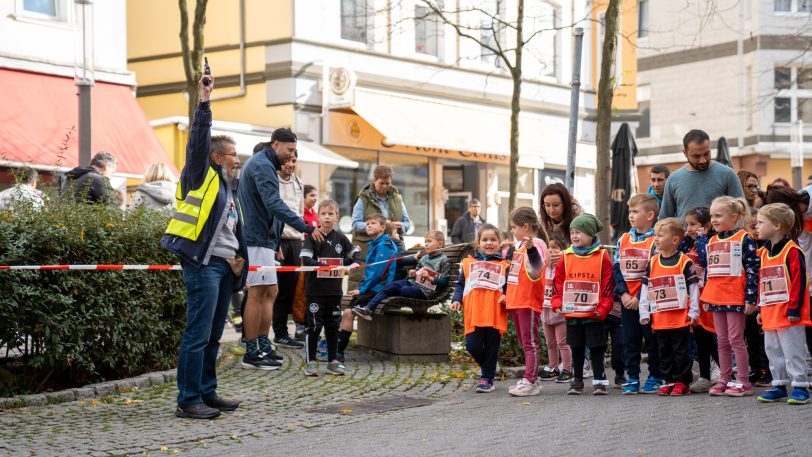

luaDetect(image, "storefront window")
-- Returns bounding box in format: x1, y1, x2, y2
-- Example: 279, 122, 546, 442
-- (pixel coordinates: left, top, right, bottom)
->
494, 165, 536, 233
380, 152, 429, 235
327, 149, 428, 236
327, 148, 377, 233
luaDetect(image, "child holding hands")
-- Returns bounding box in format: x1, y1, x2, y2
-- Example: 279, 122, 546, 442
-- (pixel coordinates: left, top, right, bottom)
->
450, 224, 510, 393
639, 218, 700, 396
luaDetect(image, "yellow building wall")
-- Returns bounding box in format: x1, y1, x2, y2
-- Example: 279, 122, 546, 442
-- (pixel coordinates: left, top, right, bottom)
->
591, 0, 638, 110
127, 0, 295, 168
127, 0, 292, 60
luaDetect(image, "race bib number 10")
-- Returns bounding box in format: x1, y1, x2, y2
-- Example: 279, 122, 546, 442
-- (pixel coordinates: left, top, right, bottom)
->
317, 258, 343, 279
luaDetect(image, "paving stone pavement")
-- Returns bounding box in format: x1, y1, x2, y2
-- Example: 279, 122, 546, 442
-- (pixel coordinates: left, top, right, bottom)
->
2, 345, 812, 456
0, 344, 474, 457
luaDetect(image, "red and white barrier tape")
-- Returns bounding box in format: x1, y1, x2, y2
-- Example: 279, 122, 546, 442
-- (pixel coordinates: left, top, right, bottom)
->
0, 243, 472, 273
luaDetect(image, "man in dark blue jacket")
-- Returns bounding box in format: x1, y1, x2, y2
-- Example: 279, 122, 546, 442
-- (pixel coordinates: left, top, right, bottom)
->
161, 73, 246, 420
237, 128, 323, 369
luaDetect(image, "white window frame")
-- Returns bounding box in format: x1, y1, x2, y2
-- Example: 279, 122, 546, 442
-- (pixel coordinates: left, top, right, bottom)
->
638, 0, 649, 38
14, 0, 70, 25
414, 2, 444, 60
774, 0, 812, 13
774, 66, 812, 125
339, 0, 371, 47
479, 0, 507, 71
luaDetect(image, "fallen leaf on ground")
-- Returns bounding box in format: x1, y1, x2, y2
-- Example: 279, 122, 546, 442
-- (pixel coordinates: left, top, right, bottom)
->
159, 446, 169, 451
122, 398, 143, 405
518, 402, 531, 406
340, 409, 353, 414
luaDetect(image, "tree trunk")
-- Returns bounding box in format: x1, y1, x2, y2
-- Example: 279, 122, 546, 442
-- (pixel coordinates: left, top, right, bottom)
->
507, 0, 524, 215
179, 0, 208, 123
595, 0, 620, 244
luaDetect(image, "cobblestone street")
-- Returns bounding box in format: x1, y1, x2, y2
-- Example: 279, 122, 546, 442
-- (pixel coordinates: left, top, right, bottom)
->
2, 334, 812, 456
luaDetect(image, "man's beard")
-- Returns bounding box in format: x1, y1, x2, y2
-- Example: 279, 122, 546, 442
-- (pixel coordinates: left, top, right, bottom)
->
689, 160, 709, 171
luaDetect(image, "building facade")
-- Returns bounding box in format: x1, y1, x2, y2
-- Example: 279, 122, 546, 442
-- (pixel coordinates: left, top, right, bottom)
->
0, 0, 172, 194
129, 0, 639, 238
636, 0, 812, 189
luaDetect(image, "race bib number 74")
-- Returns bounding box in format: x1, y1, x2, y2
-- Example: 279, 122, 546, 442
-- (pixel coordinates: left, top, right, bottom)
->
470, 262, 504, 291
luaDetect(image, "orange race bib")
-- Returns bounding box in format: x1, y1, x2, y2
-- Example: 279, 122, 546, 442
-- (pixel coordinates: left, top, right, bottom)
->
759, 265, 790, 306
647, 275, 688, 312
507, 252, 524, 285
619, 247, 650, 281
471, 262, 504, 291
707, 241, 742, 277
562, 280, 599, 313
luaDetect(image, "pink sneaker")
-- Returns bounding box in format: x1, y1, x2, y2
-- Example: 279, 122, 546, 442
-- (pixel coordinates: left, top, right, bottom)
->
724, 382, 753, 397
709, 381, 728, 396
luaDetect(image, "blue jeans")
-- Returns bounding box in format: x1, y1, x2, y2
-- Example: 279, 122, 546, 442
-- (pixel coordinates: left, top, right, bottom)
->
365, 279, 427, 311
177, 257, 234, 406
621, 306, 661, 379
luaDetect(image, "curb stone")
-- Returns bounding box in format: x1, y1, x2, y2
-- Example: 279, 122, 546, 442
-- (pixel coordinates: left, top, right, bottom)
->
0, 368, 177, 410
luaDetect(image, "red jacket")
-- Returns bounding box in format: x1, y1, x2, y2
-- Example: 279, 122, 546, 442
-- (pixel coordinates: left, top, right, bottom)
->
551, 247, 614, 320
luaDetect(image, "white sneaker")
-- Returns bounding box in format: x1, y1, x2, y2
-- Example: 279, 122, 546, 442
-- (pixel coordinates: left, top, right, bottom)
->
583, 360, 594, 379
689, 377, 711, 393
710, 361, 721, 383
508, 378, 542, 397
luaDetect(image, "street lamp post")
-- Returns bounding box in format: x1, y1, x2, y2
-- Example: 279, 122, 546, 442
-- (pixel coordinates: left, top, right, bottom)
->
75, 0, 94, 167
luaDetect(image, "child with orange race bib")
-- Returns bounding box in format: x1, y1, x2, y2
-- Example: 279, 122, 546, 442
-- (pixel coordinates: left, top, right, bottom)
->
679, 206, 719, 393
551, 214, 614, 395
701, 196, 760, 397
450, 224, 510, 393
615, 193, 661, 394
505, 207, 549, 397
538, 234, 573, 383
755, 203, 812, 405
639, 218, 700, 396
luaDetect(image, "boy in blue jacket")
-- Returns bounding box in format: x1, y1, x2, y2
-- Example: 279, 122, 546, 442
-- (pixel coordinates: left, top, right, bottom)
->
336, 213, 398, 360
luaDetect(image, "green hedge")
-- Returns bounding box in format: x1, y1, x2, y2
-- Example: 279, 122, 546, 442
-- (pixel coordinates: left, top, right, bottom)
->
0, 195, 186, 395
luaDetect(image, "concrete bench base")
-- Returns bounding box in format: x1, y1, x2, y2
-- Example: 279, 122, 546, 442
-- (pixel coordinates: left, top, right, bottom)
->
356, 313, 451, 362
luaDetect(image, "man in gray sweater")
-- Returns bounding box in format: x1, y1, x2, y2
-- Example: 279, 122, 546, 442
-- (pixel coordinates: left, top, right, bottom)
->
659, 129, 745, 220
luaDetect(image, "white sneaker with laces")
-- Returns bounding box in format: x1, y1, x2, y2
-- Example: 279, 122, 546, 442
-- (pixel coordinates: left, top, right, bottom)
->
690, 377, 711, 393
508, 378, 542, 397
710, 361, 721, 383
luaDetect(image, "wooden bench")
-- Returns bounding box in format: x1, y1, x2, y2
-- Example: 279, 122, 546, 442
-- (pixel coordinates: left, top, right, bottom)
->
350, 243, 468, 362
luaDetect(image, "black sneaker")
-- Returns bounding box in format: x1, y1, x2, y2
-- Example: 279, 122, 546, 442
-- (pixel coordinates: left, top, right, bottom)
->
241, 354, 282, 370
203, 396, 240, 411
336, 351, 345, 363
262, 350, 284, 361
352, 306, 373, 321
175, 403, 220, 419
614, 376, 627, 389
294, 330, 306, 342
568, 379, 584, 395
593, 384, 608, 395
274, 335, 304, 349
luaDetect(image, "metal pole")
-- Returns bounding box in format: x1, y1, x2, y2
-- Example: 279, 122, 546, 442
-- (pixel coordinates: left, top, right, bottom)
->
565, 28, 584, 192
793, 120, 804, 189
78, 81, 92, 166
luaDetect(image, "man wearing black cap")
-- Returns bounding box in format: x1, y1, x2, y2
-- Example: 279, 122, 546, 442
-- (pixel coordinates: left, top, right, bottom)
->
237, 128, 324, 369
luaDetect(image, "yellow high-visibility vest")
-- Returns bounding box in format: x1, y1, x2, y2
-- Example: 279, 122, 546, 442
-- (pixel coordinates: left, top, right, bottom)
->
165, 167, 220, 241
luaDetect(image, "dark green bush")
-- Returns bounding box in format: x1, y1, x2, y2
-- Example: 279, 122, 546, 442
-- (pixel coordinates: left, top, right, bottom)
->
0, 193, 185, 395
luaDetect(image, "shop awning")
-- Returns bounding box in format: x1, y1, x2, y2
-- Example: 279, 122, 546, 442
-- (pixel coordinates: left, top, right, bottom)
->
207, 121, 358, 168
0, 68, 175, 177
351, 88, 561, 166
